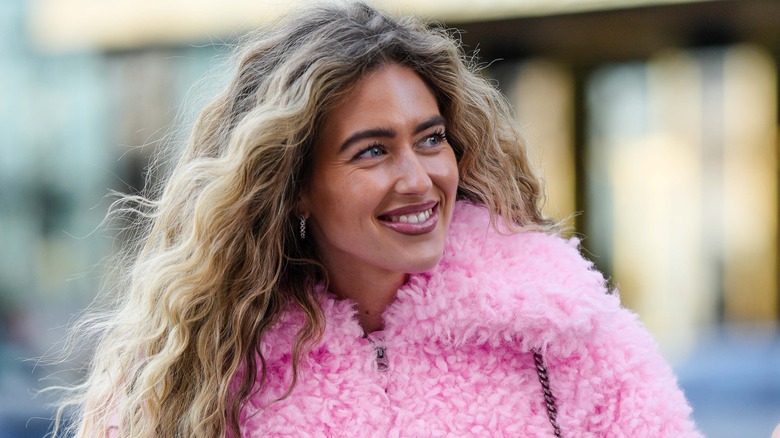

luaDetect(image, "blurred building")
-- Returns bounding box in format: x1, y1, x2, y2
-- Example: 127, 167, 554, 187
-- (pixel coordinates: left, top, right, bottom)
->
1, 0, 779, 436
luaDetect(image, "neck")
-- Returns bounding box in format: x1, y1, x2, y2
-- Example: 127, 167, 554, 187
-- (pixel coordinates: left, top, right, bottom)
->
328, 269, 406, 333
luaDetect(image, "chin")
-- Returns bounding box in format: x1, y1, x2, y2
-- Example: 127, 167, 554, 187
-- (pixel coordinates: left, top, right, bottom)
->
402, 253, 444, 274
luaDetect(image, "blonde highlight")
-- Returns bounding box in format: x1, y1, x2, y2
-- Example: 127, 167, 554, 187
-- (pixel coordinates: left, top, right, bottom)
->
55, 3, 550, 437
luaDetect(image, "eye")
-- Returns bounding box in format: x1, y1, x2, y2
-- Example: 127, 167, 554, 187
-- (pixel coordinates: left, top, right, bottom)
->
419, 130, 447, 149
354, 144, 386, 160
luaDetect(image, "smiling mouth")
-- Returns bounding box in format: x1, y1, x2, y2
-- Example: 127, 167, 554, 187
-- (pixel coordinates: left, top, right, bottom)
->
378, 202, 439, 236
386, 207, 433, 224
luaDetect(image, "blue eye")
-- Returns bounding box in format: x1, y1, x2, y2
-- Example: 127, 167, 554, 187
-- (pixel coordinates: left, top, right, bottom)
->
355, 144, 385, 159
420, 131, 447, 149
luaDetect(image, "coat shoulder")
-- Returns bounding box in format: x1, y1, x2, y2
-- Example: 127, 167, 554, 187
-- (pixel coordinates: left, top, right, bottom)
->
444, 201, 609, 301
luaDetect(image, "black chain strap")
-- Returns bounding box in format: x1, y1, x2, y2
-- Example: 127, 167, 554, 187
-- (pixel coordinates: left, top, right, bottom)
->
533, 350, 562, 437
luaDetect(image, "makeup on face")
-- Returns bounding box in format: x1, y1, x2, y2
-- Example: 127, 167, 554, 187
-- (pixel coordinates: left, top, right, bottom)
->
299, 64, 459, 288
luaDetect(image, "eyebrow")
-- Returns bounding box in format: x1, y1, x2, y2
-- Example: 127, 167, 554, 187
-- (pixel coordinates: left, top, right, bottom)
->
338, 115, 446, 153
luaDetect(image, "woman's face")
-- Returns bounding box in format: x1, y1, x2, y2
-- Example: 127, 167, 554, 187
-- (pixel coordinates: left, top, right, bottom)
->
300, 63, 459, 285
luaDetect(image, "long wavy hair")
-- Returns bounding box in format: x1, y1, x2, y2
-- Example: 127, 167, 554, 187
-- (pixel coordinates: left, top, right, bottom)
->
56, 2, 548, 437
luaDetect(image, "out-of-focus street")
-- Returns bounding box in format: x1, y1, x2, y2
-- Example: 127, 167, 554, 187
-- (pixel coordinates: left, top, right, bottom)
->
2, 1, 780, 436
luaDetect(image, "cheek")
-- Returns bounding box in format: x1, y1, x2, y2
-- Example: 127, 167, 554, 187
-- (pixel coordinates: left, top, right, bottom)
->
448, 157, 460, 190
309, 172, 374, 224
434, 150, 460, 194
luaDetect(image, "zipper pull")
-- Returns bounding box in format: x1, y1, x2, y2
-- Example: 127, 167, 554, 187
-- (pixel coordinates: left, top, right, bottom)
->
375, 346, 389, 372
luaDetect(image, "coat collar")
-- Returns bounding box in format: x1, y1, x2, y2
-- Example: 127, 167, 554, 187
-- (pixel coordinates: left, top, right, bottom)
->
269, 202, 618, 359
383, 202, 618, 357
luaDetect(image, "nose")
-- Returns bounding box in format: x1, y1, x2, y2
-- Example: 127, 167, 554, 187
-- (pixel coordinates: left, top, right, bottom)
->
394, 149, 433, 195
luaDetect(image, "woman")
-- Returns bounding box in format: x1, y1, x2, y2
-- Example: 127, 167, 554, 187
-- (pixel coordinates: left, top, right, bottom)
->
59, 2, 701, 437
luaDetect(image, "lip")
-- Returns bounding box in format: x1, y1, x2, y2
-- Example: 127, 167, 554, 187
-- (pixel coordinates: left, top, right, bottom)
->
379, 200, 438, 218
378, 201, 439, 236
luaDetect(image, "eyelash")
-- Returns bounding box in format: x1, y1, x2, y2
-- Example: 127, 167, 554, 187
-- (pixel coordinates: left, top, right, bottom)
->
353, 142, 386, 160
351, 129, 448, 160
424, 130, 447, 147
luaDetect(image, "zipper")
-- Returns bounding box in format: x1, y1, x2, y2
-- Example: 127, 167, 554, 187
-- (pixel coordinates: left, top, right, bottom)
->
364, 334, 391, 398
366, 333, 389, 372
375, 345, 389, 372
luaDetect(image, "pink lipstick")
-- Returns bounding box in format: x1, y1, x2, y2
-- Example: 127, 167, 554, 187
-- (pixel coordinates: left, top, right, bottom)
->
378, 201, 439, 235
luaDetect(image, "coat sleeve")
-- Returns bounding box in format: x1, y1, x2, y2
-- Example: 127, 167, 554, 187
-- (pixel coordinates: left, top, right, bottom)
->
543, 267, 703, 437
434, 205, 703, 436
552, 305, 702, 437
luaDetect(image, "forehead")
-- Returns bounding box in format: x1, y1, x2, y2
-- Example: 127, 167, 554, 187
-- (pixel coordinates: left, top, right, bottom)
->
319, 64, 440, 139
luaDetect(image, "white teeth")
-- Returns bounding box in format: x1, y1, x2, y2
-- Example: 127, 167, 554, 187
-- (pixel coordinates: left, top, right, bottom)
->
388, 208, 433, 223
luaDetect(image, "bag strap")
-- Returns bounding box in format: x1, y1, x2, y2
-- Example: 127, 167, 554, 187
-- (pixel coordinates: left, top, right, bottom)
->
533, 350, 563, 437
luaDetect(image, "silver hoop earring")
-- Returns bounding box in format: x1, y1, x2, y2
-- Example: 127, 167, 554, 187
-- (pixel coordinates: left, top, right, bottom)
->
299, 215, 306, 239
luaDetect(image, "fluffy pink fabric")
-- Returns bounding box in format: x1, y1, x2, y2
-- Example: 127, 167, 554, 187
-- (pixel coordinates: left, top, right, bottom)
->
239, 202, 701, 437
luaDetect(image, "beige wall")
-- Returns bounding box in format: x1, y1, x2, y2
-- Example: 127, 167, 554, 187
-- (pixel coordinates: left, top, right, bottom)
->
30, 0, 721, 51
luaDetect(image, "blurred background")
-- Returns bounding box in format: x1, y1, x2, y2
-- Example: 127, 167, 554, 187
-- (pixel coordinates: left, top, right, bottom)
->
1, 0, 779, 436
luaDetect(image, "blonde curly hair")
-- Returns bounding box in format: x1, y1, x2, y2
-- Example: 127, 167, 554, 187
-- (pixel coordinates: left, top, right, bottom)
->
56, 2, 548, 437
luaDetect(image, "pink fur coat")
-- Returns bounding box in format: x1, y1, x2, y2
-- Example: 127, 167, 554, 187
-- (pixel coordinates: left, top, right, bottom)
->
239, 202, 701, 437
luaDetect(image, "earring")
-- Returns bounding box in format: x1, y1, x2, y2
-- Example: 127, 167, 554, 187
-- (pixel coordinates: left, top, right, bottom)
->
299, 215, 306, 239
